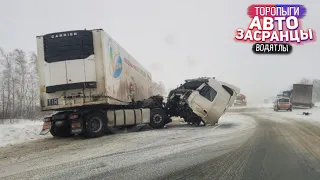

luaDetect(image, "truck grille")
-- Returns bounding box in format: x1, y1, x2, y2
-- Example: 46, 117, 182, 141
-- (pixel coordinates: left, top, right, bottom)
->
43, 30, 94, 63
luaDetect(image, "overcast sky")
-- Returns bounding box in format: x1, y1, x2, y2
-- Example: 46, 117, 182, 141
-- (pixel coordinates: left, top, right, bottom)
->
0, 0, 318, 103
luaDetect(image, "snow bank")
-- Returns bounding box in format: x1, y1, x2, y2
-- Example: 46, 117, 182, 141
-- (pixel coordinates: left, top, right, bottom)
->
230, 103, 273, 109
231, 102, 320, 110
261, 105, 320, 123
0, 119, 47, 147
278, 107, 320, 121
247, 103, 273, 108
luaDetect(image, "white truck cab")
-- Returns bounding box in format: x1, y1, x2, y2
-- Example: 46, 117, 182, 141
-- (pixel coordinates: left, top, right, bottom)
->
187, 79, 239, 125
167, 77, 240, 126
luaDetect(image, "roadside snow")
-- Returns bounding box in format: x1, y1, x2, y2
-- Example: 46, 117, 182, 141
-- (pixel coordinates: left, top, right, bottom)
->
230, 103, 273, 109
247, 103, 273, 108
269, 107, 320, 122
0, 119, 47, 147
249, 102, 320, 123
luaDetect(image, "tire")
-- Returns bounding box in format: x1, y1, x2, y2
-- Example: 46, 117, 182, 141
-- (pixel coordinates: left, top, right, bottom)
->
50, 122, 72, 137
149, 108, 167, 129
289, 108, 292, 112
83, 112, 107, 138
50, 127, 58, 137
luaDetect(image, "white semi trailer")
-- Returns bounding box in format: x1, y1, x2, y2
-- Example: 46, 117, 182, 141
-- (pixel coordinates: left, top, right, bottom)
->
37, 29, 171, 138
37, 29, 240, 138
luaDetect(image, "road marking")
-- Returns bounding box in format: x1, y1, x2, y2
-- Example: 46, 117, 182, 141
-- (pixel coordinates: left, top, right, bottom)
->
211, 124, 221, 130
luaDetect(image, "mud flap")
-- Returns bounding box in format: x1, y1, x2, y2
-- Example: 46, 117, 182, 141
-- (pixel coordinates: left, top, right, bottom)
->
39, 121, 51, 135
71, 119, 83, 134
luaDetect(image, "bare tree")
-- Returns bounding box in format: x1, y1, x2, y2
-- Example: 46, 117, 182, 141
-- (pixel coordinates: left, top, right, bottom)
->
0, 49, 14, 119
299, 78, 312, 84
13, 49, 27, 118
312, 79, 320, 102
0, 47, 41, 121
25, 52, 39, 118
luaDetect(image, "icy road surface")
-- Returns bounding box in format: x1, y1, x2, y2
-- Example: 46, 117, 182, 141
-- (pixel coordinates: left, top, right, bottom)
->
2, 106, 320, 179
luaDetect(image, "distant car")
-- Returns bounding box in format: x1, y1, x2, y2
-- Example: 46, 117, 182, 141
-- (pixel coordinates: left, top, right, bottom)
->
273, 97, 292, 111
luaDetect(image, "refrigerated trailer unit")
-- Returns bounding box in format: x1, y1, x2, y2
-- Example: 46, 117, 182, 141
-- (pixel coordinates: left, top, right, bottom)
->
37, 29, 153, 110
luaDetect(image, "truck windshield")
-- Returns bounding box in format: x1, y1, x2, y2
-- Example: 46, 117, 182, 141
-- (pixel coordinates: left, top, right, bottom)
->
43, 30, 94, 63
199, 85, 217, 102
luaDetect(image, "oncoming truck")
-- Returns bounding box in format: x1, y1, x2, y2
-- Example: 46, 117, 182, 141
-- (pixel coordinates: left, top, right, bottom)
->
37, 29, 240, 138
290, 84, 314, 108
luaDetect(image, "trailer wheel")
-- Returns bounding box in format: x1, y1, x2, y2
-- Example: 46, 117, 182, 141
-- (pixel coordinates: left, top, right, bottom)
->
149, 108, 167, 129
50, 127, 58, 137
83, 112, 106, 138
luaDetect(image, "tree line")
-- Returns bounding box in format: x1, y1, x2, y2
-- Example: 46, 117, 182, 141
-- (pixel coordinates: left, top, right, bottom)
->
0, 48, 41, 120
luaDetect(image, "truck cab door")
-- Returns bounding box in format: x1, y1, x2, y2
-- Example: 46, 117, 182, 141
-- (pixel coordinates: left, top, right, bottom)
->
188, 83, 217, 121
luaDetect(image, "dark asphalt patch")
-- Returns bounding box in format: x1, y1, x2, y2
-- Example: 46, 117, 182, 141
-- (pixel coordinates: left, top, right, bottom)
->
217, 123, 237, 129
158, 113, 320, 180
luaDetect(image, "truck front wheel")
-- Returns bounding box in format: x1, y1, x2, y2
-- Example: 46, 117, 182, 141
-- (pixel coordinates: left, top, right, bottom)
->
83, 112, 106, 138
149, 108, 167, 129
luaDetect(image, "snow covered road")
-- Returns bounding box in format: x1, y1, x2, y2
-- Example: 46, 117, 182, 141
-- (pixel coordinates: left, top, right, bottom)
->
0, 113, 256, 180
2, 106, 320, 180
0, 120, 50, 147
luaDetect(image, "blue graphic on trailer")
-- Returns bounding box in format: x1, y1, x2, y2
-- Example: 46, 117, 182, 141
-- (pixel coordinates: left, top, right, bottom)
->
109, 46, 122, 79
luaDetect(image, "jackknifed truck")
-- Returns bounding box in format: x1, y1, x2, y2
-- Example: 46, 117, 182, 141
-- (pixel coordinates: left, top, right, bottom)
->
37, 29, 240, 138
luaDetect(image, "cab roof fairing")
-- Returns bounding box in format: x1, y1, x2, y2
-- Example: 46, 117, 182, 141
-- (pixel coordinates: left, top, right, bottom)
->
218, 81, 240, 95
176, 77, 214, 91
